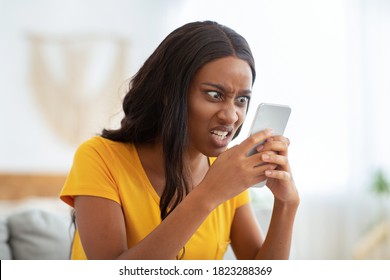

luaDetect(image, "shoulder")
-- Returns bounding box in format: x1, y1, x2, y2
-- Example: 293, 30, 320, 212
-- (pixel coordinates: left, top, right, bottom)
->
76, 136, 133, 157
77, 136, 123, 150
71, 137, 138, 173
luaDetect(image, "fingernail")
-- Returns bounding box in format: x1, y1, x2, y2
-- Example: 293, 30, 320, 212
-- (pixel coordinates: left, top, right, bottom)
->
257, 145, 264, 151
262, 154, 270, 160
265, 170, 272, 176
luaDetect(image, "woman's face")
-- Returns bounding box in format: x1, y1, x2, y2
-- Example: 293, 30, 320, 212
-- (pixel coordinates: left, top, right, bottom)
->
187, 56, 253, 157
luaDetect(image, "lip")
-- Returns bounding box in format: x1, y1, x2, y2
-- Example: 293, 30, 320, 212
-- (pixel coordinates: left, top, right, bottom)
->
209, 126, 234, 148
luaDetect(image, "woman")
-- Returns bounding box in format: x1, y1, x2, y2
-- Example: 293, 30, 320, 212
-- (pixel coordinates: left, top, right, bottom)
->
60, 21, 299, 260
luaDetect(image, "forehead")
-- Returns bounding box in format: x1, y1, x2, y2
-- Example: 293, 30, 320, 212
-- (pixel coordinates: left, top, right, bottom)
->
192, 56, 253, 89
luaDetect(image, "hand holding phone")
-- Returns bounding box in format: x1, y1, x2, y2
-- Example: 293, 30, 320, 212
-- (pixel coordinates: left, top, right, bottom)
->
247, 103, 291, 187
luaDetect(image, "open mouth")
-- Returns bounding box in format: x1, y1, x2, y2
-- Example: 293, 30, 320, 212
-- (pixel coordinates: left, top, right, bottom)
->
210, 130, 230, 140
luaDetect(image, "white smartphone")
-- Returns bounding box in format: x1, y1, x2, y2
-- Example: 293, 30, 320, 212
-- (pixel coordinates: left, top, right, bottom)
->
247, 103, 291, 187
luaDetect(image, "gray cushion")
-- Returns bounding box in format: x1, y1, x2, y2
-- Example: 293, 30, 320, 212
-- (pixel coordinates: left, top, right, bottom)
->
8, 210, 74, 260
0, 219, 12, 259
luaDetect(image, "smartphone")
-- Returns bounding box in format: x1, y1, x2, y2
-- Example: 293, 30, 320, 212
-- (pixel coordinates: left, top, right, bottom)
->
247, 103, 291, 187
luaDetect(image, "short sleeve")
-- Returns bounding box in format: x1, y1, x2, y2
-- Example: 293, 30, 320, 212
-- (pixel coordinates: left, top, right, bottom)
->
60, 137, 121, 207
235, 189, 251, 208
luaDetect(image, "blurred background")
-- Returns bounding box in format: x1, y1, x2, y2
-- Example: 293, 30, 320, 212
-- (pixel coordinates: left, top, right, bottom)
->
1, 0, 389, 259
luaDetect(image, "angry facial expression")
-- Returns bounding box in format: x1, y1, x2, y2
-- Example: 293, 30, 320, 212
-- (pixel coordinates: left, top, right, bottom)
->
187, 56, 253, 157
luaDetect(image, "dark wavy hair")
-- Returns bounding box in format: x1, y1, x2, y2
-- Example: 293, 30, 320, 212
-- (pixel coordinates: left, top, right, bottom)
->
102, 21, 256, 221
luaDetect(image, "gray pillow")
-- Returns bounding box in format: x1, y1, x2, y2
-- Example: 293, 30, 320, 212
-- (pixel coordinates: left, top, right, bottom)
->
0, 219, 12, 259
8, 209, 74, 260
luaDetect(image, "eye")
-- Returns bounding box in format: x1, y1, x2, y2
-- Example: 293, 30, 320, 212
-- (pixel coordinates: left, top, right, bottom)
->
206, 91, 223, 100
236, 96, 250, 106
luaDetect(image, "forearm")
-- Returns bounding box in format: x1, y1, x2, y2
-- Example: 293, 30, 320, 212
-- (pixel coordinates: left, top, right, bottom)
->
116, 185, 216, 259
255, 199, 299, 260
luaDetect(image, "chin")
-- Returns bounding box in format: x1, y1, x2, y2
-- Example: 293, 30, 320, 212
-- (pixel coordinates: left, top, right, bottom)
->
202, 146, 228, 158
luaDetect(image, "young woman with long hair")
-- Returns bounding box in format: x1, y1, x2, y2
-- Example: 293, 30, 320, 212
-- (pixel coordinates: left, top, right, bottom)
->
60, 21, 299, 260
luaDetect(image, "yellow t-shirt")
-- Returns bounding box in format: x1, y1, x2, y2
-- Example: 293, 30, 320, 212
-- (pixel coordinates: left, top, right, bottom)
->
60, 136, 250, 259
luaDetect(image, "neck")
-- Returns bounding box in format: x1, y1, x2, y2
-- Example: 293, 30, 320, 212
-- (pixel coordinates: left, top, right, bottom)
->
185, 151, 208, 176
136, 140, 209, 191
136, 140, 165, 176
184, 146, 210, 188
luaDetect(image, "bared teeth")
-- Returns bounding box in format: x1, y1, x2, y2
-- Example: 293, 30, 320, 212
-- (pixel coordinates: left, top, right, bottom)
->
211, 130, 228, 139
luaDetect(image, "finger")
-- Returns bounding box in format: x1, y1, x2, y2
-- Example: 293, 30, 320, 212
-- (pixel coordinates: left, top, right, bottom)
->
253, 161, 277, 170
266, 136, 290, 147
249, 150, 276, 167
265, 169, 291, 181
241, 128, 273, 154
267, 135, 289, 142
262, 138, 289, 156
261, 153, 288, 167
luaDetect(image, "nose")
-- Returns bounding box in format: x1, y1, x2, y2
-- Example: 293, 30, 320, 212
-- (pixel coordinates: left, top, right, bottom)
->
216, 102, 239, 125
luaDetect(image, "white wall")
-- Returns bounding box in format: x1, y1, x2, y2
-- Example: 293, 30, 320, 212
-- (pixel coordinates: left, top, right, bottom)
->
0, 0, 183, 173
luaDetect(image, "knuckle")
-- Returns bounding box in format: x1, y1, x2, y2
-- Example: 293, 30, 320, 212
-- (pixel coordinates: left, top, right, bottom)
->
245, 134, 258, 147
246, 134, 267, 150
250, 134, 261, 145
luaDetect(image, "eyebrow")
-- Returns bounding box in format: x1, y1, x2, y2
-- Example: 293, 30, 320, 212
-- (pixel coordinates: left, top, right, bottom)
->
201, 82, 252, 95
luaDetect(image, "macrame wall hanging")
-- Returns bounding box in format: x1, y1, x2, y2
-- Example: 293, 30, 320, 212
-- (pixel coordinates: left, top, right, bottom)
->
28, 34, 130, 146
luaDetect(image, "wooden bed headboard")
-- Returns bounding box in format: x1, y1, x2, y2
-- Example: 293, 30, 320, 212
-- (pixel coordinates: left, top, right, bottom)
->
0, 173, 67, 200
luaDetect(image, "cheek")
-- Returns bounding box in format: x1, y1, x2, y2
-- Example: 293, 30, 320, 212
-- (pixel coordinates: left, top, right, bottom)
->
188, 103, 205, 129
188, 107, 212, 133
236, 107, 247, 125
188, 96, 214, 122
232, 110, 247, 138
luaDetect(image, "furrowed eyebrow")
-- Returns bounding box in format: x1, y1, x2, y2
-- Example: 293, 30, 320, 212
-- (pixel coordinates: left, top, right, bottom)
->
201, 82, 252, 95
201, 82, 226, 92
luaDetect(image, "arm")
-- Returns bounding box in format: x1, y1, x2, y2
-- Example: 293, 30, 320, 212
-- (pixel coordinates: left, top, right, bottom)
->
74, 129, 289, 259
231, 198, 297, 260
231, 135, 299, 260
74, 185, 216, 260
230, 199, 298, 260
255, 198, 298, 259
230, 203, 264, 259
